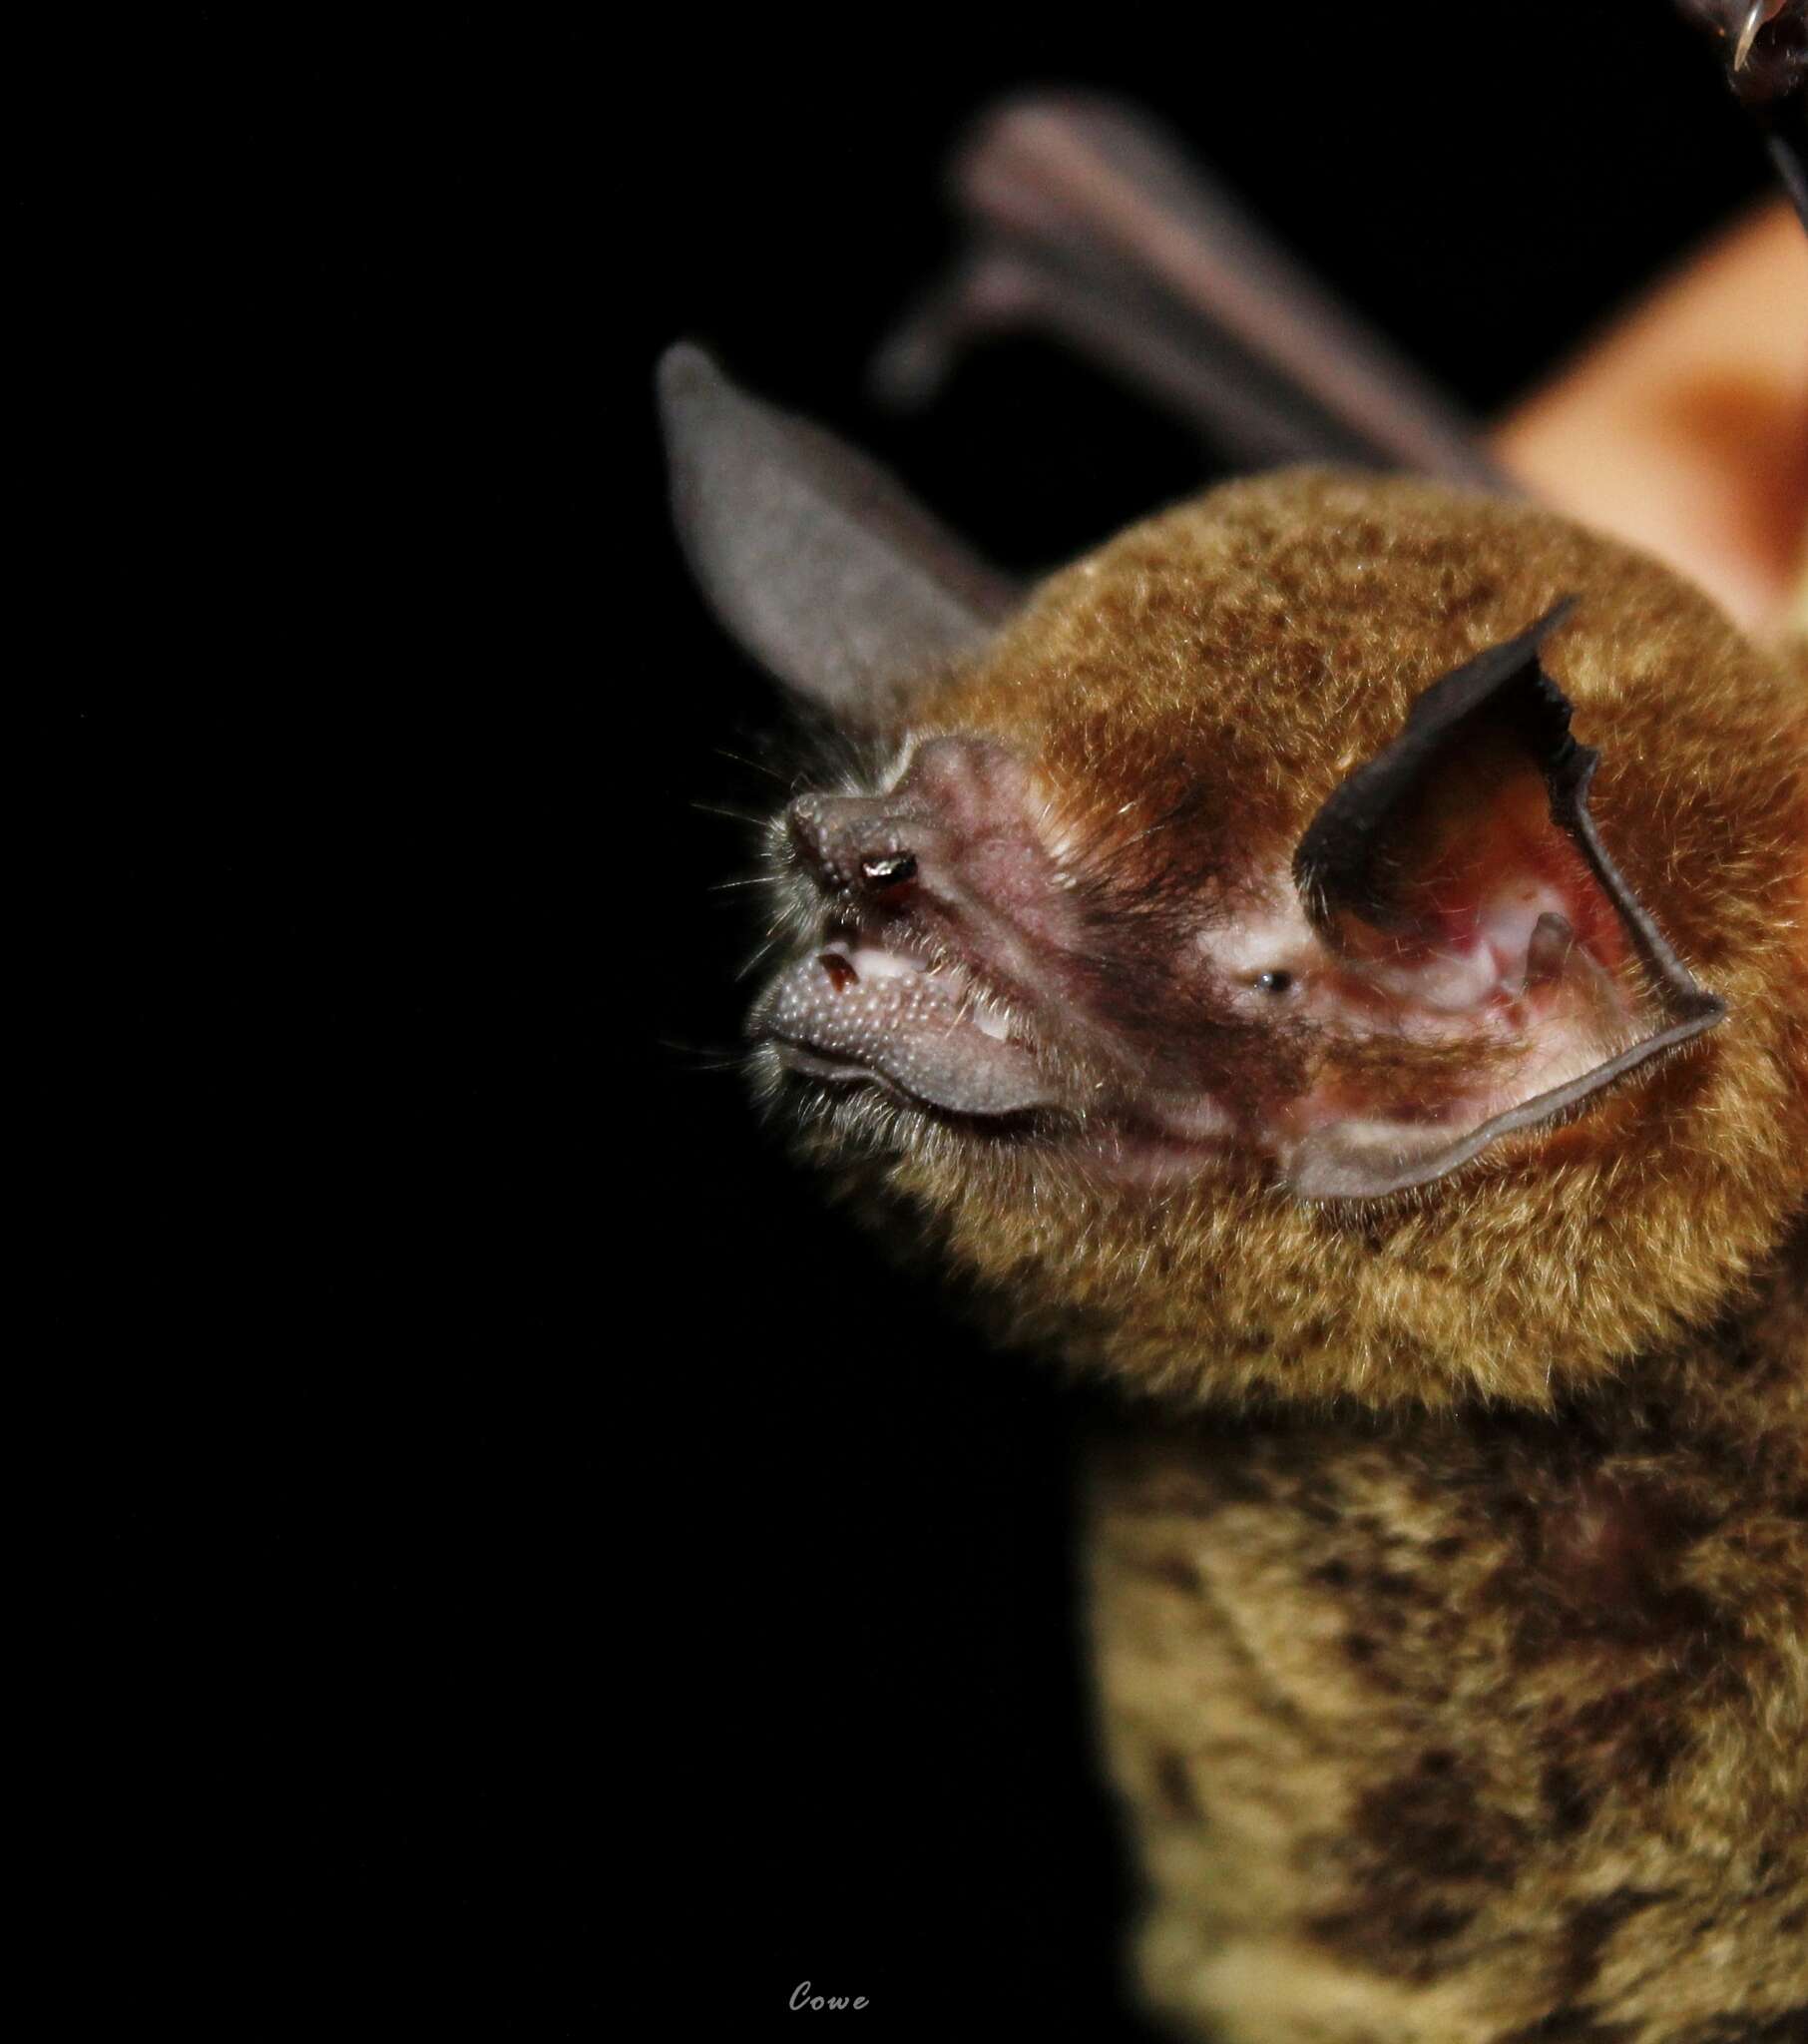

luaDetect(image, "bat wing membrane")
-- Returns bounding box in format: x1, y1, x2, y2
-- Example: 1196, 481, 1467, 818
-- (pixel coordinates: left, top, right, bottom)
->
873, 96, 1507, 490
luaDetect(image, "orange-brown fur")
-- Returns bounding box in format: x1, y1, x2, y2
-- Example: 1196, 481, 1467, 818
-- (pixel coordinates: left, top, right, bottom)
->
785, 474, 1808, 2039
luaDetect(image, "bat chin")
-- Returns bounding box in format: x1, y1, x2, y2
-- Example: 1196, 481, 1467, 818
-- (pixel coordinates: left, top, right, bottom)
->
765, 1043, 1055, 1132
750, 969, 1254, 1179
757, 1038, 1266, 1191
749, 939, 1065, 1121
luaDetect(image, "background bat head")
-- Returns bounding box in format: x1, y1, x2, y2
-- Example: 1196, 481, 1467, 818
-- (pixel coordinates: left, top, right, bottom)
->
662, 347, 1808, 1409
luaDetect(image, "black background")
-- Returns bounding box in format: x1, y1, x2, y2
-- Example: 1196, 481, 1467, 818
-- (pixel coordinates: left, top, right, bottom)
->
54, 8, 1777, 2038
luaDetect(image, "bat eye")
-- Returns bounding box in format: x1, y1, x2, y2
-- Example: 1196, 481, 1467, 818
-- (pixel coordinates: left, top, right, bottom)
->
860, 852, 918, 890
1253, 970, 1294, 996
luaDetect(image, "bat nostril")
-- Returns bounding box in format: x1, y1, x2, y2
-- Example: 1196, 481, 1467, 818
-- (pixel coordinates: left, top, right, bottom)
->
859, 852, 918, 892
787, 796, 923, 899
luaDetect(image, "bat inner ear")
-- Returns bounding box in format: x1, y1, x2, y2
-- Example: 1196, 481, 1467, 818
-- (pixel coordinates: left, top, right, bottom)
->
1302, 717, 1618, 1014
1277, 606, 1725, 1201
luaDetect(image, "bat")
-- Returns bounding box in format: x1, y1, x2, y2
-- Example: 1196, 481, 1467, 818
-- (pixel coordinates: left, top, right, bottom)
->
1682, 0, 1808, 223
658, 13, 1808, 2040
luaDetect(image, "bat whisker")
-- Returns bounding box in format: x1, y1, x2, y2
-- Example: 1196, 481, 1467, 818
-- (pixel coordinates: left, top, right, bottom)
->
735, 933, 786, 981
656, 1035, 754, 1071
690, 799, 772, 828
713, 747, 788, 781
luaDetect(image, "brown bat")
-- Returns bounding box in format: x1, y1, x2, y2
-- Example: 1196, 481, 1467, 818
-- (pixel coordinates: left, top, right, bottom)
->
660, 19, 1808, 2043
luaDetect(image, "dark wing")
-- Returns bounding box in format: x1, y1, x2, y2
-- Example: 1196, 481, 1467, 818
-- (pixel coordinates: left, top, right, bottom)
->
872, 95, 1508, 491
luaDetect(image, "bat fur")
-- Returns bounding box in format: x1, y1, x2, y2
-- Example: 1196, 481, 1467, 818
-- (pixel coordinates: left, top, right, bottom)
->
756, 477, 1808, 2041
663, 34, 1808, 2007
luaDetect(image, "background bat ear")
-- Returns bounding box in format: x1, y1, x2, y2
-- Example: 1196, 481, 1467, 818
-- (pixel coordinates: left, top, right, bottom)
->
656, 343, 1021, 724
1282, 606, 1725, 1201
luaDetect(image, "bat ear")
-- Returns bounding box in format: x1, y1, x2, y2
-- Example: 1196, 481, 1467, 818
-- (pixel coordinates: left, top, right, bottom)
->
1284, 604, 1726, 1200
657, 343, 1020, 723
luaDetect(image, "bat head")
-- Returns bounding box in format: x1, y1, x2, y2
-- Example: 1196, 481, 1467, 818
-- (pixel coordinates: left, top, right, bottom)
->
663, 347, 1808, 1407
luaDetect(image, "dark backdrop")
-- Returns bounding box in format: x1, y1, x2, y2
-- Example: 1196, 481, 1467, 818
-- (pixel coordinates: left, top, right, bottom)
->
58, 9, 1774, 2038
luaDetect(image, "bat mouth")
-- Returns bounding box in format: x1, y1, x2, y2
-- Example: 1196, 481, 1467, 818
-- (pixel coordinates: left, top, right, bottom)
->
749, 937, 1067, 1120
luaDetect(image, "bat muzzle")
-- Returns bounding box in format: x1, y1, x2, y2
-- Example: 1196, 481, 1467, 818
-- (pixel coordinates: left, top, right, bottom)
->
749, 942, 1061, 1118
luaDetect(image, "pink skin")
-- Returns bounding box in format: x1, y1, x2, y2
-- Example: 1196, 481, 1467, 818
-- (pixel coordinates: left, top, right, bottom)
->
749, 735, 1646, 1181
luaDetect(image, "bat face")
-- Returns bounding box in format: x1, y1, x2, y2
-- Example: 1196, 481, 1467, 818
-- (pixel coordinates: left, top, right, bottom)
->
661, 360, 1808, 1404
751, 511, 1729, 1210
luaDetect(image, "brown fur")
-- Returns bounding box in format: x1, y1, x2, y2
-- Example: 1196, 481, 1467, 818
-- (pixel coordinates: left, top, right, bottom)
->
1088, 1216, 1805, 2043
773, 473, 1808, 2037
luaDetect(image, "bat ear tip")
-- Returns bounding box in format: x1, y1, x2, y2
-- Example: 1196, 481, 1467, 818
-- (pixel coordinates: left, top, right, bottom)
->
656, 340, 723, 416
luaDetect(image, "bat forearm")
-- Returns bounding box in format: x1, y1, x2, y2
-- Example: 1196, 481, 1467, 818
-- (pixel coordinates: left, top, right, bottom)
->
871, 95, 1505, 491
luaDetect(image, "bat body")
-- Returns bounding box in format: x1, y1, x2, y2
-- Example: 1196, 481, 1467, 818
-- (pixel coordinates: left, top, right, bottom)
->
1092, 1218, 1806, 2043
660, 29, 1808, 2039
